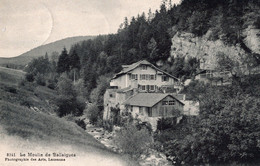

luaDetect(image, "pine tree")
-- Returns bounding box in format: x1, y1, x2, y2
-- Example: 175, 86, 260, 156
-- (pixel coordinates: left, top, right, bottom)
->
57, 48, 70, 73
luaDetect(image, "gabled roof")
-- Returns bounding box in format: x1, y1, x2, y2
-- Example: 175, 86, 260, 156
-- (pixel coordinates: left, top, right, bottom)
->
123, 93, 184, 107
112, 60, 179, 81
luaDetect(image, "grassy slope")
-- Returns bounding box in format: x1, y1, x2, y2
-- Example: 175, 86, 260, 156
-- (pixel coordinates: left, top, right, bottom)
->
0, 67, 137, 166
0, 36, 95, 66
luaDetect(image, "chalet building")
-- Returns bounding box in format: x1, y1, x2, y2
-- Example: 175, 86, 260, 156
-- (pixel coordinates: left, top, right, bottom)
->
109, 60, 181, 93
123, 93, 184, 130
103, 60, 185, 130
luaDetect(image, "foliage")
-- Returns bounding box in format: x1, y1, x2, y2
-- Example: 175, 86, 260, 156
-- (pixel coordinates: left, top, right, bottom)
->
24, 54, 58, 88
75, 119, 86, 130
171, 95, 260, 165
90, 75, 111, 106
25, 73, 34, 82
86, 104, 102, 125
46, 78, 56, 89
55, 74, 85, 117
163, 78, 260, 165
103, 121, 114, 132
57, 48, 70, 73
157, 117, 177, 131
55, 96, 85, 117
5, 86, 17, 94
25, 55, 51, 75
74, 78, 87, 97
110, 107, 121, 126
35, 74, 46, 86
114, 124, 152, 159
57, 73, 76, 97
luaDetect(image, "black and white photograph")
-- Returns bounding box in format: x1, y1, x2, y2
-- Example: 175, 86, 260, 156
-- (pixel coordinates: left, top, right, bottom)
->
0, 0, 260, 165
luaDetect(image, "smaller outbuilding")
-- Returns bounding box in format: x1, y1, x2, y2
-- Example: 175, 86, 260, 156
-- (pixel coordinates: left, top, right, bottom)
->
123, 93, 184, 130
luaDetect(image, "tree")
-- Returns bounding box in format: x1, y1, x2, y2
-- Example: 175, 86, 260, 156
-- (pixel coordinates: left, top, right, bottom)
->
114, 124, 152, 159
89, 75, 110, 106
165, 76, 260, 165
57, 48, 70, 73
188, 11, 209, 36
172, 95, 260, 165
25, 56, 51, 75
57, 73, 76, 97
86, 104, 101, 125
69, 50, 81, 83
147, 37, 158, 61
55, 73, 85, 117
70, 50, 81, 70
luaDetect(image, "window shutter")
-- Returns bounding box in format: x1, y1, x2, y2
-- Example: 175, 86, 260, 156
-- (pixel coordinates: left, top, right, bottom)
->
146, 85, 149, 92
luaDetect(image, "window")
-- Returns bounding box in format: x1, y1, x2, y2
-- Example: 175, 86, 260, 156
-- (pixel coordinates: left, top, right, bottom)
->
140, 85, 146, 91
150, 75, 155, 80
139, 107, 144, 115
148, 108, 152, 117
140, 74, 146, 80
159, 109, 164, 116
145, 74, 149, 80
141, 65, 147, 70
131, 74, 138, 80
162, 101, 168, 105
150, 85, 155, 91
109, 93, 115, 98
162, 75, 169, 82
169, 100, 175, 105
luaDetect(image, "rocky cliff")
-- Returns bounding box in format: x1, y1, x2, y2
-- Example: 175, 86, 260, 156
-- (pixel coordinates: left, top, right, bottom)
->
170, 26, 260, 70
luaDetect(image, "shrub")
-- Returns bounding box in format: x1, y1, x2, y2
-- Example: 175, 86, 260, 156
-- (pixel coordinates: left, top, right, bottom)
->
103, 121, 113, 132
25, 73, 34, 82
35, 74, 46, 86
18, 79, 26, 86
63, 114, 76, 122
135, 121, 153, 134
157, 117, 177, 131
20, 100, 32, 108
6, 86, 17, 94
114, 124, 152, 159
86, 104, 102, 125
55, 96, 85, 117
47, 79, 56, 89
75, 119, 86, 130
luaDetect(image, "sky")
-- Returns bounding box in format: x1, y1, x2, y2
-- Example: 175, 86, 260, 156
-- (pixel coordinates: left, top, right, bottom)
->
0, 0, 180, 58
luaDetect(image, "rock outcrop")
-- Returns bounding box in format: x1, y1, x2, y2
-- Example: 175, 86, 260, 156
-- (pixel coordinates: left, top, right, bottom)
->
170, 27, 260, 70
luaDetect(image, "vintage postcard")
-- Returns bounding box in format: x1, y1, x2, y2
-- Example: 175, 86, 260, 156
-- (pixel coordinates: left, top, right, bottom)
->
1, 0, 259, 166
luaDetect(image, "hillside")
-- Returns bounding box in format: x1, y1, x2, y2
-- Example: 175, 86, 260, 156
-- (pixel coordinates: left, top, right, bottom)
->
0, 67, 137, 166
0, 36, 95, 67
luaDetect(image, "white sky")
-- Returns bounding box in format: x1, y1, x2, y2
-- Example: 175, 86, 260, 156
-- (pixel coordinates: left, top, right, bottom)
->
0, 0, 180, 58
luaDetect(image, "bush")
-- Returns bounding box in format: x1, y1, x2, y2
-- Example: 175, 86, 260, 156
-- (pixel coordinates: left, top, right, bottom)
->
25, 73, 34, 82
135, 121, 153, 134
157, 117, 177, 131
47, 79, 56, 89
103, 121, 114, 132
20, 100, 32, 108
18, 79, 26, 86
86, 104, 102, 125
75, 119, 86, 130
114, 124, 152, 159
55, 96, 85, 117
5, 86, 17, 94
35, 74, 46, 86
